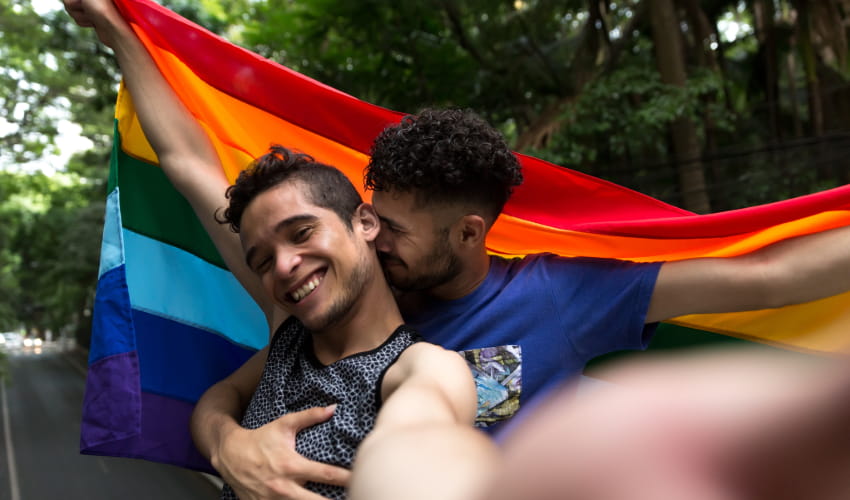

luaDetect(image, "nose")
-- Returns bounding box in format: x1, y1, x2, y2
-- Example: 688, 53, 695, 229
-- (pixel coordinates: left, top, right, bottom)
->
270, 250, 302, 301
375, 224, 393, 254
272, 249, 303, 280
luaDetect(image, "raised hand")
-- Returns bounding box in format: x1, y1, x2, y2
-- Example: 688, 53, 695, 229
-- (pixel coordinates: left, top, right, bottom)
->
62, 0, 127, 47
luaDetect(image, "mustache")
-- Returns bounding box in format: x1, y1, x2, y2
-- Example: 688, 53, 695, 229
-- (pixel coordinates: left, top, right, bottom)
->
377, 252, 404, 266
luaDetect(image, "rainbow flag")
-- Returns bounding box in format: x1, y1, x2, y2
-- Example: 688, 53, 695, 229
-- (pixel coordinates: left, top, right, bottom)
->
80, 0, 850, 471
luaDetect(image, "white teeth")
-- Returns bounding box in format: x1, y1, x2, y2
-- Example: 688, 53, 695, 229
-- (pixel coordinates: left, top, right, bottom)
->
290, 276, 322, 302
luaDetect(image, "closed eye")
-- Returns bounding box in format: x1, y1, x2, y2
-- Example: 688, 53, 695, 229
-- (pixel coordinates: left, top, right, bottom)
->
380, 218, 404, 234
293, 226, 313, 243
253, 256, 272, 274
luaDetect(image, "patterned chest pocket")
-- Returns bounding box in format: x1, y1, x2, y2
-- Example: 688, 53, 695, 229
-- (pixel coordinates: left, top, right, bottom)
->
459, 345, 522, 428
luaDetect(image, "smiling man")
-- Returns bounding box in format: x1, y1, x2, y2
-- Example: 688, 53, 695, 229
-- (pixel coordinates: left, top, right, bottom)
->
364, 108, 850, 426
63, 1, 497, 499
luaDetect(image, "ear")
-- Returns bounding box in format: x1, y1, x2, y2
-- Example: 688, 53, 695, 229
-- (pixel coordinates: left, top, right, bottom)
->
354, 203, 381, 241
454, 214, 487, 248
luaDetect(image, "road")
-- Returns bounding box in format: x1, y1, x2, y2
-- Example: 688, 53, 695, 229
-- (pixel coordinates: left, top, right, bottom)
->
0, 342, 221, 499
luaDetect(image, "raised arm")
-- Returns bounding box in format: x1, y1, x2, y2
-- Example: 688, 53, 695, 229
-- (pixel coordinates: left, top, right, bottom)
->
648, 224, 850, 323
349, 343, 499, 500
65, 2, 351, 497
65, 0, 283, 328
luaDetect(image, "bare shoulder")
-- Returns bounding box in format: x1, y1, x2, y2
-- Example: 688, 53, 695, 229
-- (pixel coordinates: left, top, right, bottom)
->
396, 342, 467, 371
382, 342, 470, 399
380, 340, 478, 425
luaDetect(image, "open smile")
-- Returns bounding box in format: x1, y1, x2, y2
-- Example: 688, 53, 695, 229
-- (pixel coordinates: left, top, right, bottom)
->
287, 270, 326, 303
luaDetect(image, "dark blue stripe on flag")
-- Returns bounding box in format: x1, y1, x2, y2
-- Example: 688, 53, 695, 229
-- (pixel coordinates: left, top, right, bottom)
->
133, 309, 257, 402
90, 264, 136, 364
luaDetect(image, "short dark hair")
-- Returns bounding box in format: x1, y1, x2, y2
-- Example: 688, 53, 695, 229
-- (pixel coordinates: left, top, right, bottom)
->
365, 108, 523, 222
220, 145, 363, 233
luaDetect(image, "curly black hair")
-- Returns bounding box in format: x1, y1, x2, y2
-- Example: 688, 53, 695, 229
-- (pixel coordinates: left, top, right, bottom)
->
219, 145, 363, 233
365, 108, 523, 222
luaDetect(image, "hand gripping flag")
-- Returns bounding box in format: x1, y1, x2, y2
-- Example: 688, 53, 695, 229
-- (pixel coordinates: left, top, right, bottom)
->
81, 0, 850, 471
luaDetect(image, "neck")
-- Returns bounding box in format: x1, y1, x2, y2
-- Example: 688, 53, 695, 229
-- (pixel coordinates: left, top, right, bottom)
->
311, 271, 404, 365
429, 247, 491, 301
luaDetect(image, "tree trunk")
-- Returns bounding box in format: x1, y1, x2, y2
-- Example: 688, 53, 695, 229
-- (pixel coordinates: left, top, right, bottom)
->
794, 0, 824, 136
679, 0, 719, 71
786, 51, 804, 138
648, 0, 711, 213
752, 0, 781, 141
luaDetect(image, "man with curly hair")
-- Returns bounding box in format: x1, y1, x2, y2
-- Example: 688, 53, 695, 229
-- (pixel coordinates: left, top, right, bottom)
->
363, 106, 850, 424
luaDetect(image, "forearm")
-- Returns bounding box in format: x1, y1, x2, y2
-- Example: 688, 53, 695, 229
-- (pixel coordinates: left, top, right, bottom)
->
349, 344, 492, 500
89, 6, 221, 190
762, 224, 850, 307
190, 380, 249, 462
350, 424, 498, 500
649, 223, 850, 322
191, 347, 266, 462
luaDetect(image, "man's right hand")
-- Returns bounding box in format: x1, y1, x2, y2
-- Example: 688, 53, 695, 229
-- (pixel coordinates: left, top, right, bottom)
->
214, 405, 351, 500
63, 0, 128, 48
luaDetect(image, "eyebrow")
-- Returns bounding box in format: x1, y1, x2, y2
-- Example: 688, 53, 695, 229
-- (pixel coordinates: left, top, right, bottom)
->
244, 214, 318, 269
378, 215, 403, 229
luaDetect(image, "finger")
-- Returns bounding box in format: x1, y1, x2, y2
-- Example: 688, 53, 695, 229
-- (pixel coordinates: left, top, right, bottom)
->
295, 461, 351, 488
230, 485, 260, 500
292, 487, 337, 500
238, 478, 340, 500
276, 405, 337, 433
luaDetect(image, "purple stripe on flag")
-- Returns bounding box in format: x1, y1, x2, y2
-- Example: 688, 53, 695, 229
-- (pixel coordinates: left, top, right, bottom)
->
80, 350, 141, 450
81, 391, 215, 474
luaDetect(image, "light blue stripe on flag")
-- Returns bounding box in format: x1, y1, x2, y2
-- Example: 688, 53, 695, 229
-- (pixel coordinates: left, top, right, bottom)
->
98, 188, 125, 278
122, 229, 268, 349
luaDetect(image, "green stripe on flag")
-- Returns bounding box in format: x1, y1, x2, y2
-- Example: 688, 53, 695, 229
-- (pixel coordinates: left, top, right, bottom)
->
113, 128, 227, 269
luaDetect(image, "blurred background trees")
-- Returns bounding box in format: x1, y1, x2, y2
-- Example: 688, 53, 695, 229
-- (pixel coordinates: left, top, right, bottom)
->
2, 0, 849, 346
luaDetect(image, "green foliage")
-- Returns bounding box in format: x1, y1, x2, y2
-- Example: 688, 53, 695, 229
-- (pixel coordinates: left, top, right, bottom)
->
0, 0, 117, 165
239, 0, 644, 127
529, 63, 734, 168
0, 1, 118, 342
0, 169, 102, 339
162, 0, 252, 36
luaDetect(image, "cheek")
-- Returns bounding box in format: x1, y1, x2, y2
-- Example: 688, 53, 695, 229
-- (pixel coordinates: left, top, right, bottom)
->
375, 230, 397, 251
262, 273, 280, 300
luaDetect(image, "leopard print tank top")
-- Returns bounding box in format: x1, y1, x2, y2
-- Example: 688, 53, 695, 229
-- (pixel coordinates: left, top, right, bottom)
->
220, 317, 421, 499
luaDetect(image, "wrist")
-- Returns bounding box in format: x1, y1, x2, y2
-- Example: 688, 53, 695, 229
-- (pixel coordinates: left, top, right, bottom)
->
209, 420, 243, 470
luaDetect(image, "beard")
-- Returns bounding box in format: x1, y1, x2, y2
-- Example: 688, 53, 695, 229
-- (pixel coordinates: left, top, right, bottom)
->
303, 251, 372, 333
380, 228, 462, 293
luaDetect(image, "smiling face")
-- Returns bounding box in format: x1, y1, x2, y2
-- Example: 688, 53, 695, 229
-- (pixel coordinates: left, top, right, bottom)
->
371, 190, 463, 293
240, 181, 374, 333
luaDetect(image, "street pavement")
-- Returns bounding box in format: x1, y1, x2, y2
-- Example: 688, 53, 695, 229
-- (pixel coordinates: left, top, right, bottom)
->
0, 341, 221, 499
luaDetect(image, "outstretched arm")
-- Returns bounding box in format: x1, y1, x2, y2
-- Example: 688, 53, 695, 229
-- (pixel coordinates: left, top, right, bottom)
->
648, 224, 850, 323
483, 349, 850, 500
349, 343, 499, 500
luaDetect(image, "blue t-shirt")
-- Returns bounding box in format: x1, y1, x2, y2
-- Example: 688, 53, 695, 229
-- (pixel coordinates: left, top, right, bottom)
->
402, 253, 661, 432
